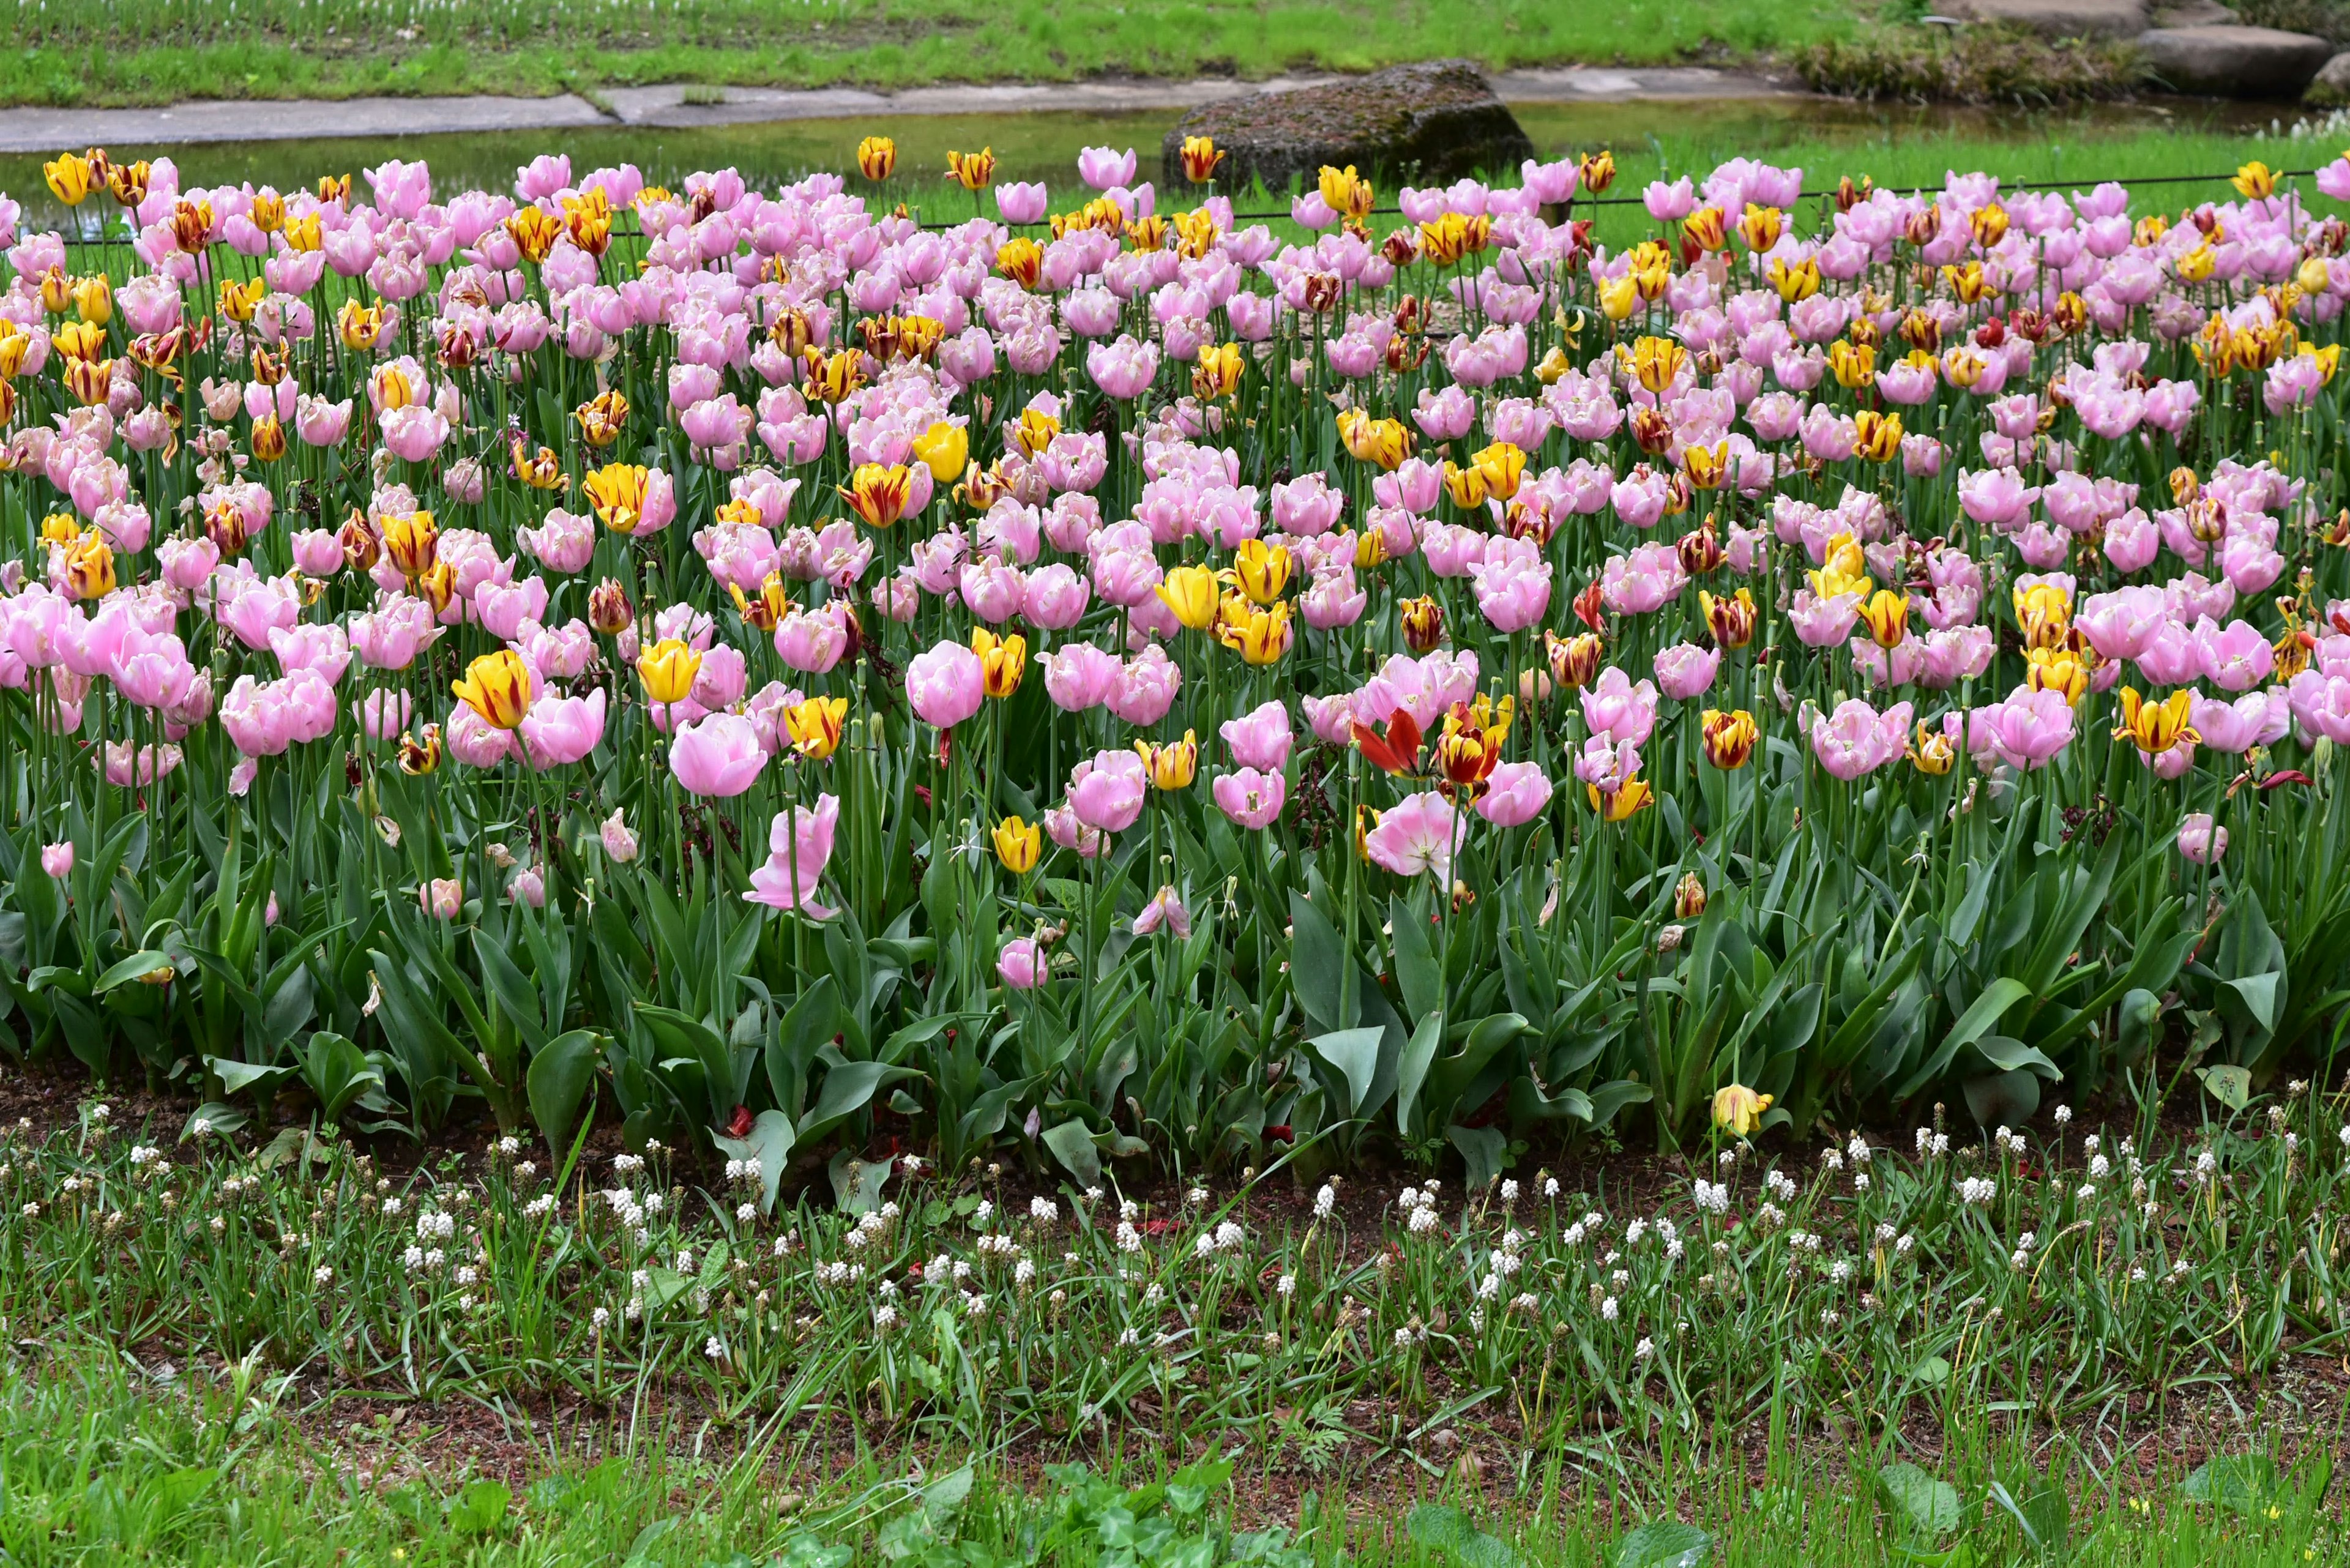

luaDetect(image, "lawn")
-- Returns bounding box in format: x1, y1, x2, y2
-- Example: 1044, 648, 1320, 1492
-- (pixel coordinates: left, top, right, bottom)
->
0, 0, 1855, 108
0, 1343, 2336, 1566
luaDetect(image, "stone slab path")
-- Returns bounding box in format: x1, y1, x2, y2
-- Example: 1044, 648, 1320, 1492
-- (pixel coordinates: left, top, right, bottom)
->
0, 67, 1789, 155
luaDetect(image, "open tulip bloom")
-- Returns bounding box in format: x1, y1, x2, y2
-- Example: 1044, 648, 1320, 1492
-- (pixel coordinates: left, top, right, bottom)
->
0, 144, 2348, 1167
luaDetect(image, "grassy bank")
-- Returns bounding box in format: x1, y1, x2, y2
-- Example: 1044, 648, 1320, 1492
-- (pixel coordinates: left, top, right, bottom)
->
0, 1346, 2335, 1567
0, 0, 1850, 110
0, 103, 2295, 241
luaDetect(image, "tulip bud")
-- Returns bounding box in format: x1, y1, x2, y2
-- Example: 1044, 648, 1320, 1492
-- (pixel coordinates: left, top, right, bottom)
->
1673, 872, 1707, 920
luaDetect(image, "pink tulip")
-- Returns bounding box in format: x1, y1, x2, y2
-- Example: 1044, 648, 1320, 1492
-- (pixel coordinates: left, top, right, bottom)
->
1078, 145, 1137, 191
159, 537, 220, 591
1086, 334, 1160, 400
996, 181, 1050, 224
1363, 791, 1459, 882
1475, 762, 1553, 827
1042, 641, 1121, 712
1653, 642, 1721, 701
520, 689, 608, 768
601, 809, 639, 863
354, 689, 414, 740
1106, 645, 1181, 726
351, 594, 443, 671
1598, 542, 1687, 614
1581, 666, 1659, 747
691, 643, 750, 709
1469, 544, 1551, 633
906, 639, 986, 729
1220, 700, 1293, 771
291, 528, 345, 577
775, 605, 851, 674
447, 704, 516, 767
39, 841, 72, 878
2288, 669, 2350, 742
1021, 563, 1091, 629
2177, 812, 2227, 865
2195, 617, 2275, 692
1986, 687, 2076, 771
1213, 767, 1287, 829
422, 878, 463, 920
379, 405, 452, 463
109, 626, 196, 711
1070, 749, 1148, 834
998, 937, 1043, 989
670, 712, 767, 797
1808, 698, 1911, 779
269, 622, 351, 684
745, 794, 840, 916
520, 508, 597, 573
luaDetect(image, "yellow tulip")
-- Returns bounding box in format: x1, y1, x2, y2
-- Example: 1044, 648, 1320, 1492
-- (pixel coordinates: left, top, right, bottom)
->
992, 815, 1042, 874
1859, 589, 1910, 650
1216, 600, 1294, 665
59, 532, 114, 600
1711, 1084, 1773, 1137
2112, 687, 2198, 755
1700, 709, 1758, 770
452, 649, 534, 730
1626, 335, 1690, 395
1156, 565, 1221, 630
1852, 409, 1903, 463
43, 152, 94, 206
785, 695, 849, 760
637, 638, 703, 706
1192, 342, 1245, 400
856, 136, 898, 181
584, 463, 654, 533
1135, 730, 1199, 790
1178, 136, 1225, 184
972, 627, 1028, 698
1471, 441, 1526, 501
1588, 774, 1655, 822
912, 420, 969, 483
947, 147, 997, 191
1232, 539, 1291, 605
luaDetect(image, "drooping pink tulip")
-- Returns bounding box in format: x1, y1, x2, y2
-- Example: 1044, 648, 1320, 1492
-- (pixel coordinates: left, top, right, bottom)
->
744, 794, 840, 916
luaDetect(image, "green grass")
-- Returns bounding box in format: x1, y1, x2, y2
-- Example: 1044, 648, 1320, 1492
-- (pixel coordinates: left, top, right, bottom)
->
0, 0, 1860, 110
0, 1346, 2335, 1567
0, 100, 2300, 242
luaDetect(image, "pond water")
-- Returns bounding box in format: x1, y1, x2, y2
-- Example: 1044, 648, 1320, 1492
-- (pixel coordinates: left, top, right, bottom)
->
0, 92, 2310, 236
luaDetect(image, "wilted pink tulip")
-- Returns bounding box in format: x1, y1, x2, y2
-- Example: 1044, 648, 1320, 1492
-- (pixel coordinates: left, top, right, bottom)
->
745, 794, 840, 916
2177, 812, 2227, 865
1133, 884, 1192, 938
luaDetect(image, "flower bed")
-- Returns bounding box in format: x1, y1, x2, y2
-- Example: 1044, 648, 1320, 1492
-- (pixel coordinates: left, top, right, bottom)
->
0, 143, 2348, 1181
